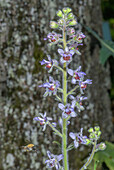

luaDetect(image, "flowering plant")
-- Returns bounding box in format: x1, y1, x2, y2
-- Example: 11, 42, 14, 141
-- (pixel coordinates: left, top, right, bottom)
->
33, 8, 106, 170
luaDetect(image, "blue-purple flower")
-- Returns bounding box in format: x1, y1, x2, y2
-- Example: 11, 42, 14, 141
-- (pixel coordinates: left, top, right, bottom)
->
45, 151, 63, 169
68, 66, 86, 84
67, 27, 75, 36
58, 47, 75, 63
79, 79, 92, 93
70, 95, 87, 112
69, 128, 87, 148
40, 55, 58, 72
44, 32, 62, 44
72, 32, 86, 43
33, 112, 53, 131
58, 100, 77, 118
39, 76, 60, 97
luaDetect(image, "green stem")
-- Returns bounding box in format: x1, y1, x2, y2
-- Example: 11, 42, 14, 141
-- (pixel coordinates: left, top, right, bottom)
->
48, 121, 62, 138
80, 140, 97, 170
54, 65, 64, 72
67, 85, 79, 96
94, 160, 97, 170
55, 94, 62, 102
62, 23, 69, 170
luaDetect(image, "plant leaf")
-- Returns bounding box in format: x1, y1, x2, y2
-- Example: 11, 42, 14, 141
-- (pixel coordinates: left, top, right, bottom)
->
93, 141, 114, 170
100, 40, 114, 65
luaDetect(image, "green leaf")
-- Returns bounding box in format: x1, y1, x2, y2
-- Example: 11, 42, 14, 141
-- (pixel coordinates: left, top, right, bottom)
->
100, 40, 114, 65
93, 141, 114, 170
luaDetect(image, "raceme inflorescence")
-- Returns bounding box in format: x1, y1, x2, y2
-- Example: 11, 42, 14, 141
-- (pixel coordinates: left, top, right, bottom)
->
33, 8, 106, 170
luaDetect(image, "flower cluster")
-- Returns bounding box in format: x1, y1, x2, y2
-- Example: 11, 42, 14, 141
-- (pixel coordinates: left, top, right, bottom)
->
45, 151, 63, 170
32, 7, 105, 170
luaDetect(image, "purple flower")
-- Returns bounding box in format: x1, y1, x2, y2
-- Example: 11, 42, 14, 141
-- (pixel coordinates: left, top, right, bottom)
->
45, 151, 63, 169
70, 95, 87, 112
39, 76, 60, 97
44, 32, 62, 44
58, 47, 75, 64
79, 79, 92, 93
33, 112, 53, 131
58, 100, 77, 118
67, 27, 75, 36
68, 66, 86, 84
73, 32, 86, 43
40, 55, 58, 72
69, 128, 87, 148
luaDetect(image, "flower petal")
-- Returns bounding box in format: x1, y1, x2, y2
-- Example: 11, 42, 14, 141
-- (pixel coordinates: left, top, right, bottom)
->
58, 103, 65, 110
57, 154, 63, 161
71, 111, 77, 117
67, 69, 74, 76
69, 132, 76, 139
58, 49, 64, 56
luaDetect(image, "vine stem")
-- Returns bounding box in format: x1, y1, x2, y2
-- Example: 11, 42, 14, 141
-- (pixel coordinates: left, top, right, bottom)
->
80, 140, 97, 170
62, 22, 69, 170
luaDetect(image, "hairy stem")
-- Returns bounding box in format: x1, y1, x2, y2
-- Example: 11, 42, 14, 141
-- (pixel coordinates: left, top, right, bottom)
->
54, 65, 64, 72
80, 140, 97, 170
48, 121, 62, 138
62, 22, 69, 170
67, 85, 79, 96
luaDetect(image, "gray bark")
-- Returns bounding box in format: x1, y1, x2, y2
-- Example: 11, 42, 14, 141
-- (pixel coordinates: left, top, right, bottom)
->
0, 0, 113, 169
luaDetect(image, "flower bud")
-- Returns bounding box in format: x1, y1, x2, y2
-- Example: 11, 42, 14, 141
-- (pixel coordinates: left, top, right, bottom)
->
63, 8, 71, 14
86, 139, 91, 145
67, 13, 74, 20
69, 20, 77, 26
89, 133, 95, 139
50, 21, 59, 29
58, 19, 64, 25
57, 10, 63, 17
94, 126, 100, 131
97, 131, 101, 137
88, 128, 94, 133
98, 142, 106, 150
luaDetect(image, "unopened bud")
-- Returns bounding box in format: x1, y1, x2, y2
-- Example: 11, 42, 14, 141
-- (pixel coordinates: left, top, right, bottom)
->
58, 19, 64, 25
57, 10, 63, 17
94, 126, 100, 131
89, 133, 95, 139
50, 21, 59, 29
63, 8, 71, 14
67, 13, 74, 20
98, 142, 106, 150
97, 131, 101, 136
69, 20, 77, 26
88, 128, 94, 133
86, 139, 91, 145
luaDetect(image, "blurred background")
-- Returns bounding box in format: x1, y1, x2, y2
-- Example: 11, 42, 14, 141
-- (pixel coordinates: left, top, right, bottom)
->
0, 0, 114, 169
